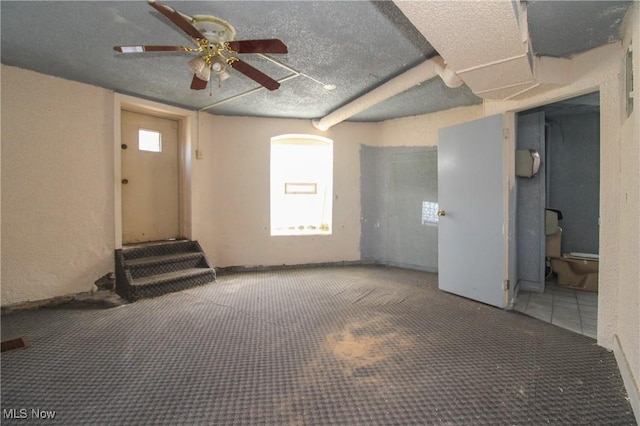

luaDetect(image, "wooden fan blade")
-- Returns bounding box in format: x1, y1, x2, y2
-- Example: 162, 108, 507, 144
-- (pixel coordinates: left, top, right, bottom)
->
148, 0, 205, 40
190, 74, 208, 90
114, 45, 187, 53
227, 39, 288, 54
231, 59, 280, 91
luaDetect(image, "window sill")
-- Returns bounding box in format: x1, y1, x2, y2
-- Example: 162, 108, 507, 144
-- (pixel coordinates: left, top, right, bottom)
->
271, 229, 332, 237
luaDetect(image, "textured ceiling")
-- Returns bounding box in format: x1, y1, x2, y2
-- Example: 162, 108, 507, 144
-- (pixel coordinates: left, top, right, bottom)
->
526, 0, 632, 58
0, 1, 633, 122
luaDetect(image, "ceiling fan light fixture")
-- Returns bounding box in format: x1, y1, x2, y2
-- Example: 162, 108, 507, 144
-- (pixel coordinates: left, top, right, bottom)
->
211, 59, 231, 82
188, 56, 205, 72
211, 60, 224, 73
188, 56, 211, 81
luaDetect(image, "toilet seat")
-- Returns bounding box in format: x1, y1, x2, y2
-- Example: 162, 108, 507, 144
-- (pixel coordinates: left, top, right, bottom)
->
564, 252, 599, 261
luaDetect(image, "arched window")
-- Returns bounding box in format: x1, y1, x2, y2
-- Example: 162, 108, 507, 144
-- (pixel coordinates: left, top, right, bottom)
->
270, 134, 333, 236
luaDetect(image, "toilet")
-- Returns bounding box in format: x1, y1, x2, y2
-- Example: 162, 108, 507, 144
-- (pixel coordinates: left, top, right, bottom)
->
546, 227, 599, 292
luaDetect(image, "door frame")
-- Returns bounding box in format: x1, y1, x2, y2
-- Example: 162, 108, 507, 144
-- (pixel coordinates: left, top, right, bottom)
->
503, 87, 601, 308
114, 94, 197, 249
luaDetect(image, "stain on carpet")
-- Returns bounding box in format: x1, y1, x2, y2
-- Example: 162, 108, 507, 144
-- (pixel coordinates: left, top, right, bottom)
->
326, 317, 412, 382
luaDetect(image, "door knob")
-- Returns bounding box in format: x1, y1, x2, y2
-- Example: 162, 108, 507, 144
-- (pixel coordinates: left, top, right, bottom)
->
437, 210, 446, 217
122, 179, 129, 185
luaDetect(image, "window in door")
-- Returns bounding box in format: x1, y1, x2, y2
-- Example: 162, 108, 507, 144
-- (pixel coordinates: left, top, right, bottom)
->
270, 134, 333, 236
138, 129, 162, 153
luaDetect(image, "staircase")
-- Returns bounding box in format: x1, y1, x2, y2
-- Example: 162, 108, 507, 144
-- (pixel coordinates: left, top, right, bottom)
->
115, 240, 216, 302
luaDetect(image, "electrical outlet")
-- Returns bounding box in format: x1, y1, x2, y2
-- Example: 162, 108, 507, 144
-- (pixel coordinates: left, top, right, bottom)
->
196, 149, 204, 159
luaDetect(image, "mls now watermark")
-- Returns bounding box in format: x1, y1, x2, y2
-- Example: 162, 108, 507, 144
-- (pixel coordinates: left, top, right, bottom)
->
3, 408, 57, 420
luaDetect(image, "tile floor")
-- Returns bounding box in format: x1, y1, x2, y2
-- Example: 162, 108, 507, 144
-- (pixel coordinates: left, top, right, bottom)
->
514, 281, 598, 339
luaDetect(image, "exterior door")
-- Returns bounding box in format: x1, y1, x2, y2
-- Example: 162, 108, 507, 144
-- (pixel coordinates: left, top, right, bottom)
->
121, 110, 180, 244
438, 114, 508, 308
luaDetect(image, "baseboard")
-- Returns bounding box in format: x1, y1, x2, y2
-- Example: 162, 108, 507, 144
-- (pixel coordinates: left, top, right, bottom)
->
1, 294, 78, 315
1, 289, 119, 315
360, 258, 438, 273
613, 334, 640, 424
519, 279, 544, 293
2, 274, 115, 315
216, 260, 438, 275
376, 260, 438, 273
215, 260, 364, 275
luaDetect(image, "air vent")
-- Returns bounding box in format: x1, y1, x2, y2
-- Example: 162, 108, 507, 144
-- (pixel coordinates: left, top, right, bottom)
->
1, 337, 29, 353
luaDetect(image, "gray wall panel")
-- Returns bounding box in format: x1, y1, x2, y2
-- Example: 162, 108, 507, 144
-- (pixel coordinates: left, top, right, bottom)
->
360, 145, 438, 271
547, 112, 600, 254
516, 111, 546, 292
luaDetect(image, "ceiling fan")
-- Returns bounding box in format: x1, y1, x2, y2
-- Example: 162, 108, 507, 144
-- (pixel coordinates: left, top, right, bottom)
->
114, 0, 288, 91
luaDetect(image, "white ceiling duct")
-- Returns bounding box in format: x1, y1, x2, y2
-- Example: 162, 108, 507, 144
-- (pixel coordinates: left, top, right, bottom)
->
312, 56, 459, 131
394, 0, 536, 100
312, 1, 537, 131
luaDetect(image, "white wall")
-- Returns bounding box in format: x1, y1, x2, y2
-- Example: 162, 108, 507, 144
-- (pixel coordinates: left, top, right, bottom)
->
0, 65, 374, 304
193, 114, 376, 268
1, 65, 115, 305
377, 105, 484, 147
615, 3, 640, 418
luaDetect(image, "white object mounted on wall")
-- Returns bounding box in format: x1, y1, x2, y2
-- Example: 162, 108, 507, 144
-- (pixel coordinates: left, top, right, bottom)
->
515, 149, 541, 178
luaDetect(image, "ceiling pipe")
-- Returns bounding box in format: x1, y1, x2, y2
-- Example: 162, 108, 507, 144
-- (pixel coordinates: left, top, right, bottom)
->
312, 55, 459, 131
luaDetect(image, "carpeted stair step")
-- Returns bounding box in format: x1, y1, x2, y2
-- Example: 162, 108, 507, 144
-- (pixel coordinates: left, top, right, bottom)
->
125, 252, 208, 279
128, 268, 216, 301
122, 239, 201, 261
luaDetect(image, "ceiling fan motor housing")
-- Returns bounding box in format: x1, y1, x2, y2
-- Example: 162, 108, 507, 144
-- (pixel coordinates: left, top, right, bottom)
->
192, 15, 236, 43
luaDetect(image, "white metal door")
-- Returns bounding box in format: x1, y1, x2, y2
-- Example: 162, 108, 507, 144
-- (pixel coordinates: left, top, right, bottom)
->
438, 114, 507, 308
121, 110, 180, 244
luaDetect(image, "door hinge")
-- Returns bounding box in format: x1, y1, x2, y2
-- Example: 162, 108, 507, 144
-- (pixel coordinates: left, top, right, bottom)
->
503, 128, 510, 139
503, 279, 510, 290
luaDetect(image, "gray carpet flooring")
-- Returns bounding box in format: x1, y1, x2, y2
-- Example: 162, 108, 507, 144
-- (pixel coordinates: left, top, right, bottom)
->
1, 266, 636, 425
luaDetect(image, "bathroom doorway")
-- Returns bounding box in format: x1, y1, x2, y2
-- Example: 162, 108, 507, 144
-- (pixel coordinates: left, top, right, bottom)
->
513, 92, 600, 338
